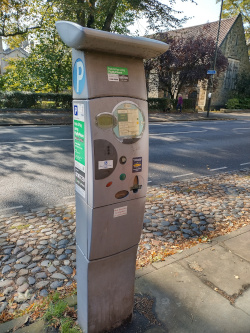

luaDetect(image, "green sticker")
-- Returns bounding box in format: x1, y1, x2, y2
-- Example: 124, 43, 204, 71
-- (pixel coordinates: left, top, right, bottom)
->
107, 66, 128, 75
74, 120, 85, 166
118, 113, 128, 122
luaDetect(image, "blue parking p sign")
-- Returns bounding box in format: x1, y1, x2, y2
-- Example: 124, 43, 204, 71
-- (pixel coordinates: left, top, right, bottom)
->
73, 58, 85, 94
74, 105, 78, 116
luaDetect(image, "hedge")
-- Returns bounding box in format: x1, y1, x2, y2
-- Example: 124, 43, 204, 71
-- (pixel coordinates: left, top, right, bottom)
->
226, 98, 250, 109
148, 97, 195, 111
0, 92, 72, 109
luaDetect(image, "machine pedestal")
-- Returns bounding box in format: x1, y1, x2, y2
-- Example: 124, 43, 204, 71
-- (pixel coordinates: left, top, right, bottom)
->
76, 244, 138, 333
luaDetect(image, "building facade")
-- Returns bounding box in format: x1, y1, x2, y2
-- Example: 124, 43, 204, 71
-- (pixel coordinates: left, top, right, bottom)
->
0, 37, 29, 75
150, 15, 250, 110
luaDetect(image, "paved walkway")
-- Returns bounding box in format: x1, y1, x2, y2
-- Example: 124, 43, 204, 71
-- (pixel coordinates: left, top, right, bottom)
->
0, 109, 242, 126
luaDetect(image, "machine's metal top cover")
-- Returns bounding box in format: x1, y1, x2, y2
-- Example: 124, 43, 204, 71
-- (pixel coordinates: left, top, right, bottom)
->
56, 21, 169, 58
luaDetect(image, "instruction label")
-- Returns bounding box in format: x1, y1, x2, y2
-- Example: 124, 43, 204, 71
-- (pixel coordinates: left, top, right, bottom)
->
107, 66, 129, 82
114, 206, 128, 218
118, 109, 140, 137
74, 104, 85, 198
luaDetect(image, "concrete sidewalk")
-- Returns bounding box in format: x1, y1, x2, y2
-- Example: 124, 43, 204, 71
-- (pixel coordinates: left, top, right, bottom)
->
0, 109, 240, 126
0, 111, 72, 126
135, 224, 250, 333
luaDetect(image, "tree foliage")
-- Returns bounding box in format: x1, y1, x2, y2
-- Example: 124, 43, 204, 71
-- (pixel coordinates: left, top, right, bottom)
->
1, 0, 195, 38
0, 0, 51, 37
1, 32, 71, 93
0, 0, 195, 93
235, 72, 250, 96
145, 33, 229, 98
217, 0, 250, 38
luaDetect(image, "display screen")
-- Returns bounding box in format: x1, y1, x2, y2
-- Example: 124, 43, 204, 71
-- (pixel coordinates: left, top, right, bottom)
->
112, 102, 144, 143
96, 114, 115, 129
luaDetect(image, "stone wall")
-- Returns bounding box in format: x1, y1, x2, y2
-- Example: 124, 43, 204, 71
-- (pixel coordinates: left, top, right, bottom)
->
212, 15, 250, 108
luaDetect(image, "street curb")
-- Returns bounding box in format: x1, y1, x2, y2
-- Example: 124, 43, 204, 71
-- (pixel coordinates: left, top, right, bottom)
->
0, 123, 72, 126
148, 117, 235, 122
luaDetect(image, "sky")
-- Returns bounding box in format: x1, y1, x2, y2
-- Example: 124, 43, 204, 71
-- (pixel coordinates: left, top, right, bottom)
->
132, 0, 223, 35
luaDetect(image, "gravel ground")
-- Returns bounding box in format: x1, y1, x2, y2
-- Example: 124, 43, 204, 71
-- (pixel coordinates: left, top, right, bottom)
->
0, 169, 249, 319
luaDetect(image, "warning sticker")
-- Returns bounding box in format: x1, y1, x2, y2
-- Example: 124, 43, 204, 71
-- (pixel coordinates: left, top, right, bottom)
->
107, 66, 129, 82
133, 157, 142, 173
114, 206, 128, 218
98, 160, 113, 170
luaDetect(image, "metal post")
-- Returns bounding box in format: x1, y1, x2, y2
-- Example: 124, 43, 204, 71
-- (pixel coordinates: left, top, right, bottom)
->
207, 0, 224, 118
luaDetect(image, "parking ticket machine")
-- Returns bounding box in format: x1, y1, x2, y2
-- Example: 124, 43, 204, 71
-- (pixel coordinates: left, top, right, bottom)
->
56, 21, 168, 333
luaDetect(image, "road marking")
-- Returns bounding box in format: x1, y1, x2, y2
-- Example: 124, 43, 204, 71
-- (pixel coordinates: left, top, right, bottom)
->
147, 180, 152, 183
240, 162, 250, 166
0, 205, 23, 212
1, 139, 73, 144
63, 195, 75, 199
234, 127, 250, 130
173, 173, 194, 178
149, 130, 207, 136
149, 136, 179, 142
210, 167, 228, 172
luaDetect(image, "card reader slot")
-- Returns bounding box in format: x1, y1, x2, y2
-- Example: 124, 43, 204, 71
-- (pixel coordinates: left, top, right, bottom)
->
130, 175, 142, 193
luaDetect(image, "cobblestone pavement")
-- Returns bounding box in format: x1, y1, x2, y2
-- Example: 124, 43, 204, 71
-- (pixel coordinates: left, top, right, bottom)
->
0, 170, 250, 316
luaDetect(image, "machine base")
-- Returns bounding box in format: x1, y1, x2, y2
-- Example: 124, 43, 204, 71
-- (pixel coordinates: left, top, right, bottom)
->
76, 244, 137, 333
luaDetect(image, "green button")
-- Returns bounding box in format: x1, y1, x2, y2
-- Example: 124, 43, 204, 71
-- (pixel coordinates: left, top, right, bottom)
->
120, 173, 126, 181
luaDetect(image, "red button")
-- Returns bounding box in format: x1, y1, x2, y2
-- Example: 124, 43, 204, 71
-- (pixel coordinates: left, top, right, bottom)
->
106, 182, 113, 187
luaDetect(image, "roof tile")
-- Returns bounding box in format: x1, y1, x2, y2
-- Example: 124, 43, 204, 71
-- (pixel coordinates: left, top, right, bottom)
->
165, 16, 238, 46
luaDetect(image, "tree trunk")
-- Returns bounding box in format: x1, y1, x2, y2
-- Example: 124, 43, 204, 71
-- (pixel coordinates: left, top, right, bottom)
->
0, 36, 3, 75
77, 0, 86, 27
102, 0, 119, 31
87, 0, 96, 28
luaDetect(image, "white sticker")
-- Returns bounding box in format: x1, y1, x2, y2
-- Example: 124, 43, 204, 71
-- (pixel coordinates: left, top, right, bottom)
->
108, 74, 119, 82
114, 206, 127, 218
98, 160, 113, 170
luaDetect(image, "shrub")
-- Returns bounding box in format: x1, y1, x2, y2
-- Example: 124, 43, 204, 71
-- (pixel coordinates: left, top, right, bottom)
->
0, 91, 72, 109
148, 98, 171, 110
226, 98, 250, 109
226, 98, 240, 109
148, 97, 195, 111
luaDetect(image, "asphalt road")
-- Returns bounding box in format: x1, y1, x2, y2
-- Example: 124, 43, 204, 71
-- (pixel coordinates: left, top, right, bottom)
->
0, 116, 250, 213
148, 117, 250, 184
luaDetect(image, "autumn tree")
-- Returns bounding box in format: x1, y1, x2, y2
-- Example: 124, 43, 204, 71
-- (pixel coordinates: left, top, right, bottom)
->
1, 0, 195, 38
0, 0, 52, 38
145, 33, 228, 98
51, 0, 193, 33
217, 0, 250, 38
0, 0, 195, 93
1, 30, 71, 92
